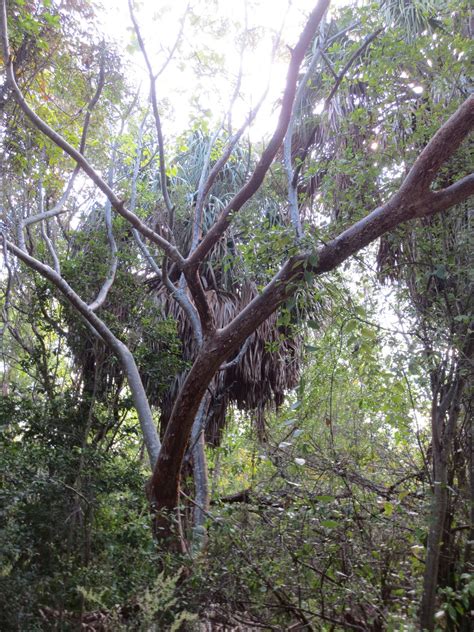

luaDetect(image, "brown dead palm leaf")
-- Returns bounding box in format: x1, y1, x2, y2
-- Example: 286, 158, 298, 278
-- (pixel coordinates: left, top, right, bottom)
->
155, 278, 304, 445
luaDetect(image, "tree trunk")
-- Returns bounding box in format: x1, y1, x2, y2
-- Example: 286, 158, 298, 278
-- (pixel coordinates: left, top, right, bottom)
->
460, 405, 474, 631
420, 360, 469, 630
192, 431, 209, 549
420, 423, 449, 631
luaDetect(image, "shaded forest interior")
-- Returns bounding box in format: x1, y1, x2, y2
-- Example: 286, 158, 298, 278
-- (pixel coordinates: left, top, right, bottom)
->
0, 0, 473, 629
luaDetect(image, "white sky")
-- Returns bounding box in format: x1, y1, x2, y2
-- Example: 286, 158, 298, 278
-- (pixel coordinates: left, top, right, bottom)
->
96, 0, 343, 140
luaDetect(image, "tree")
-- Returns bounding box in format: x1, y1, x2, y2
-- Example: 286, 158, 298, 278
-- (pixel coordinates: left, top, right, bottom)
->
379, 188, 473, 629
1, 0, 473, 569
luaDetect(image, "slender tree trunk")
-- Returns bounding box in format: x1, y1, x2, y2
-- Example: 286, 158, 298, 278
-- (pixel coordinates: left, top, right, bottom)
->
438, 467, 455, 589
459, 406, 474, 631
187, 394, 211, 548
192, 431, 209, 548
420, 361, 469, 630
420, 418, 449, 631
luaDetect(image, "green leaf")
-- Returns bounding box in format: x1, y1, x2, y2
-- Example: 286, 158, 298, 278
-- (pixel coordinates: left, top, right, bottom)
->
316, 495, 334, 503
433, 264, 447, 279
344, 320, 358, 333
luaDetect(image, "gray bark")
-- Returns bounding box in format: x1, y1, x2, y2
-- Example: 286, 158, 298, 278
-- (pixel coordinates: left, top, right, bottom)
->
6, 241, 161, 468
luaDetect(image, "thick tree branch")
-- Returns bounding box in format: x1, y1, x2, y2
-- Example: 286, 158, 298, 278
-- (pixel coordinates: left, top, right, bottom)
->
185, 0, 330, 270
149, 95, 473, 519
400, 95, 474, 194
427, 174, 474, 213
36, 177, 61, 274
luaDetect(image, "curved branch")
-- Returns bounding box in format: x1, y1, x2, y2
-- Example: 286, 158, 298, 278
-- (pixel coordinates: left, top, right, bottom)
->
0, 0, 184, 267
20, 60, 106, 237
324, 27, 383, 107
427, 173, 474, 213
5, 239, 161, 467
219, 334, 252, 371
88, 138, 120, 311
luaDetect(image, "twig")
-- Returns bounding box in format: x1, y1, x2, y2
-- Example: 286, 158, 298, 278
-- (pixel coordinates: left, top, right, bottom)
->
128, 0, 175, 218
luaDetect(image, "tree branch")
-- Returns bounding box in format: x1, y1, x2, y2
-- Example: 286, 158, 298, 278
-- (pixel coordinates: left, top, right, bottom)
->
5, 239, 161, 466
88, 139, 119, 311
324, 27, 383, 107
128, 0, 175, 218
185, 0, 331, 270
400, 95, 474, 195
0, 0, 184, 267
19, 59, 106, 240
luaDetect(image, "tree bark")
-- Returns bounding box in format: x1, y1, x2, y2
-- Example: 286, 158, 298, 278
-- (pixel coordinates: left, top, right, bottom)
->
191, 431, 210, 548
420, 406, 450, 631
420, 349, 471, 630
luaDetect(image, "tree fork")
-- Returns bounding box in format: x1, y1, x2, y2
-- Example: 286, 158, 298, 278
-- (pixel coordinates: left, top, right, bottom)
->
149, 98, 474, 541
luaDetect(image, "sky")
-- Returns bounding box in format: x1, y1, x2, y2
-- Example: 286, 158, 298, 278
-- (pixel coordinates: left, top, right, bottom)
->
95, 0, 343, 140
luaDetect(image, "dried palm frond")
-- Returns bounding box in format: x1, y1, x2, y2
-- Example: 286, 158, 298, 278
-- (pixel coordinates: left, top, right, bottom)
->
155, 279, 304, 445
